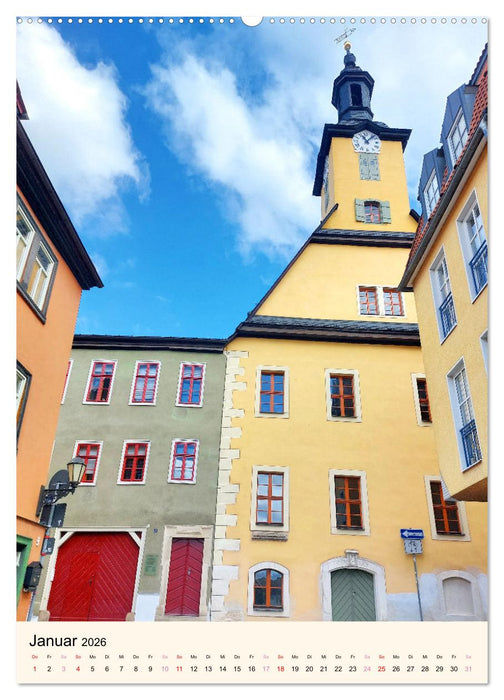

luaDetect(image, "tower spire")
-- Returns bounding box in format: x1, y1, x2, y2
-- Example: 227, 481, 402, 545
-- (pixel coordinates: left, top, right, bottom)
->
331, 43, 375, 125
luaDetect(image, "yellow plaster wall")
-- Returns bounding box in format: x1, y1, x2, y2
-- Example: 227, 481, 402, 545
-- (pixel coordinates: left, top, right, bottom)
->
221, 336, 487, 620
409, 148, 488, 500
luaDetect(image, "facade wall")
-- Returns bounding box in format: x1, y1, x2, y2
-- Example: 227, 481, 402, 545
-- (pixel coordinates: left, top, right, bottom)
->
411, 147, 488, 500
16, 188, 83, 621
34, 345, 226, 621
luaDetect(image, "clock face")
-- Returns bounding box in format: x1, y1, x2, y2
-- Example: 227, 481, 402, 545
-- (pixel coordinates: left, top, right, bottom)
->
352, 130, 381, 153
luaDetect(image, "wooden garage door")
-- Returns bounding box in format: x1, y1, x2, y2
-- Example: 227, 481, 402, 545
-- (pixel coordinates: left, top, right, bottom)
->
331, 569, 376, 621
47, 532, 140, 621
165, 538, 204, 616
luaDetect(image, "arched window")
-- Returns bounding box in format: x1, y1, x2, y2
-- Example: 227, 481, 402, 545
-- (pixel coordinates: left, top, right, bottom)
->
253, 568, 283, 610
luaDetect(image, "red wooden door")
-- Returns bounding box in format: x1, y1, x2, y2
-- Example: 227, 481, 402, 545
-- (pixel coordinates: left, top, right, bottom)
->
165, 538, 204, 616
47, 533, 139, 621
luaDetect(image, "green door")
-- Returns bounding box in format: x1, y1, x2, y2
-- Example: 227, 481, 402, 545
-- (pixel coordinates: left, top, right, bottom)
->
331, 569, 376, 621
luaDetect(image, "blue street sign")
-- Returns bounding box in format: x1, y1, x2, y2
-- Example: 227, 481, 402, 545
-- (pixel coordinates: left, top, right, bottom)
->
400, 528, 424, 540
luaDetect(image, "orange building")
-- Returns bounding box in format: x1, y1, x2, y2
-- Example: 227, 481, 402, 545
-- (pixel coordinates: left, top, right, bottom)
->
16, 85, 103, 620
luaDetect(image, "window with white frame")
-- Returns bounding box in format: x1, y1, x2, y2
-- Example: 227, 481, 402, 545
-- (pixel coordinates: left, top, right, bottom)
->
16, 362, 31, 437
423, 170, 440, 218
424, 476, 470, 541
430, 250, 457, 340
130, 361, 160, 404
358, 286, 405, 317
61, 359, 73, 404
448, 109, 468, 164
456, 193, 487, 298
83, 360, 117, 404
447, 360, 482, 471
329, 469, 370, 536
74, 441, 103, 485
255, 366, 289, 418
480, 330, 488, 374
168, 439, 199, 484
16, 198, 57, 316
250, 466, 289, 540
247, 562, 290, 617
176, 362, 205, 407
325, 369, 362, 422
118, 441, 150, 484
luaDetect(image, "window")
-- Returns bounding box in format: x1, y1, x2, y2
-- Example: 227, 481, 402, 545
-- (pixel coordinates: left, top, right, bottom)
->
447, 360, 482, 471
118, 441, 150, 483
168, 439, 199, 484
322, 155, 330, 212
84, 360, 117, 404
61, 359, 73, 404
130, 361, 160, 404
16, 362, 31, 437
424, 476, 470, 542
358, 153, 380, 181
358, 286, 404, 317
480, 330, 488, 374
250, 466, 289, 540
74, 442, 102, 485
255, 366, 289, 418
325, 369, 362, 422
430, 251, 457, 340
16, 199, 57, 316
457, 194, 487, 298
176, 363, 205, 407
411, 374, 432, 426
350, 83, 363, 106
448, 109, 468, 164
355, 199, 391, 224
423, 170, 440, 218
329, 469, 370, 535
253, 569, 283, 610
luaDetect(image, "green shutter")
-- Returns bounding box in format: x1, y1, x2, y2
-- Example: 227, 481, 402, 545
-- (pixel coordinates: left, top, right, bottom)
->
331, 569, 376, 621
380, 200, 391, 223
355, 199, 366, 222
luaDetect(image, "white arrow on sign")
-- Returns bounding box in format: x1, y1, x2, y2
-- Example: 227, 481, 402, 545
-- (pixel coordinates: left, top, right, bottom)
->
400, 529, 424, 539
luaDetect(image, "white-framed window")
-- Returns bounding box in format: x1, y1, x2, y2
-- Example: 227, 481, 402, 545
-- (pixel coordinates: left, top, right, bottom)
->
247, 561, 290, 618
117, 440, 151, 484
168, 439, 199, 484
411, 373, 433, 426
423, 169, 440, 218
448, 108, 468, 165
73, 440, 103, 486
329, 469, 370, 536
175, 362, 205, 407
357, 285, 405, 317
325, 368, 362, 422
456, 192, 488, 299
61, 359, 73, 404
129, 361, 161, 405
250, 466, 289, 540
16, 198, 57, 316
83, 360, 117, 404
430, 249, 457, 341
255, 366, 290, 418
424, 476, 470, 542
16, 361, 31, 437
446, 359, 482, 471
480, 330, 488, 374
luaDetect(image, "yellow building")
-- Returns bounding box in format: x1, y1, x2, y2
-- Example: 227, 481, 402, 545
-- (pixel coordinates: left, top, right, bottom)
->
400, 46, 488, 503
210, 45, 487, 622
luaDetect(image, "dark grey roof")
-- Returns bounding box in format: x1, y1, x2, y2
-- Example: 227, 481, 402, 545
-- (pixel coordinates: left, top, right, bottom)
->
310, 227, 415, 248
73, 334, 226, 353
234, 315, 420, 346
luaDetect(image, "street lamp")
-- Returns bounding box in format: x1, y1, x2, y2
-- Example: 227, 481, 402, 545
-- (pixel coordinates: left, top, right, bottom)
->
35, 457, 86, 517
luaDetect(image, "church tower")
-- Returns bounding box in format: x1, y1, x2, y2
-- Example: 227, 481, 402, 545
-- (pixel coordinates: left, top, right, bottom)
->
210, 46, 487, 624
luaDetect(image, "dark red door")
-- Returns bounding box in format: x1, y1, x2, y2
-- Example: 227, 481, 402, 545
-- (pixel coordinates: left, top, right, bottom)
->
165, 538, 204, 616
47, 532, 139, 621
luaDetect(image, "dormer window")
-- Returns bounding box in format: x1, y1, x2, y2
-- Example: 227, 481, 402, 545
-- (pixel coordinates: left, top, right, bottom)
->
423, 170, 440, 219
448, 109, 468, 164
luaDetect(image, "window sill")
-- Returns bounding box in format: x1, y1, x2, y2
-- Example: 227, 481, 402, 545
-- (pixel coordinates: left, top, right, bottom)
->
470, 282, 487, 304
251, 530, 288, 541
17, 283, 47, 323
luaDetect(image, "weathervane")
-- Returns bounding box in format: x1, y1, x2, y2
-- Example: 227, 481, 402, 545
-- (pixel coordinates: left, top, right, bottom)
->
334, 27, 356, 44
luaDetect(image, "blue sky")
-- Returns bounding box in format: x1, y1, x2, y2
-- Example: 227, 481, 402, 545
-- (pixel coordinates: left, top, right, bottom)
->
16, 11, 488, 340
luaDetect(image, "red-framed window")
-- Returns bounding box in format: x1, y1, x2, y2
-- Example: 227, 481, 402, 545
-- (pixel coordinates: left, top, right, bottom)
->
330, 375, 355, 418
416, 378, 432, 423
85, 361, 116, 403
256, 472, 284, 525
259, 371, 285, 413
364, 201, 381, 223
358, 286, 378, 315
131, 362, 159, 404
253, 569, 283, 610
75, 442, 101, 484
169, 440, 198, 483
335, 476, 363, 529
383, 287, 404, 316
61, 359, 73, 403
120, 442, 149, 483
177, 363, 204, 406
430, 481, 462, 535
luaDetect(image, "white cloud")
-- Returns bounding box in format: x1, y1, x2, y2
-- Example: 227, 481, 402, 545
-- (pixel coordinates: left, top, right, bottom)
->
16, 22, 148, 235
144, 52, 320, 259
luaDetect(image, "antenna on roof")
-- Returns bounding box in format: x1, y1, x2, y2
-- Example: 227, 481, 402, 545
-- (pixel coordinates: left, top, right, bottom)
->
334, 27, 356, 44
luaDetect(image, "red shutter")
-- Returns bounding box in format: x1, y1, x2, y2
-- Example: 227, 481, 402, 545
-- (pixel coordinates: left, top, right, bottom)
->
165, 538, 204, 616
47, 533, 139, 621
